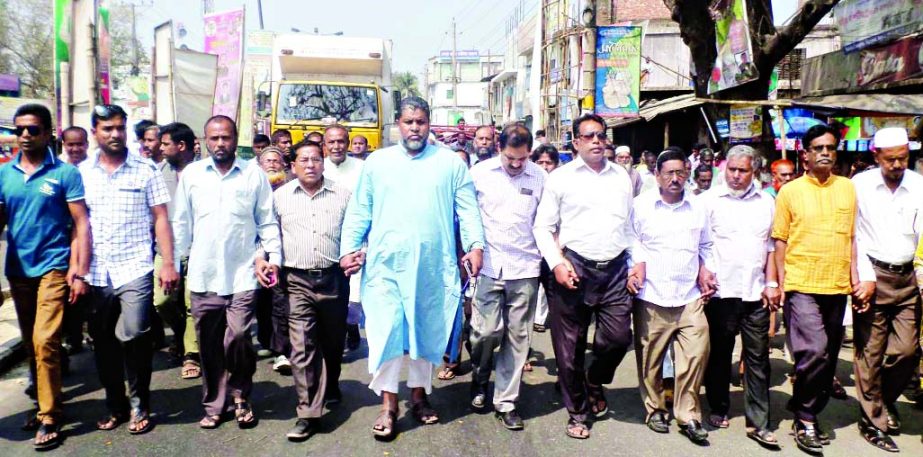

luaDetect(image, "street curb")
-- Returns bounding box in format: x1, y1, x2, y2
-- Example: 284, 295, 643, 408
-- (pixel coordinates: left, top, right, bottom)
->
0, 288, 25, 374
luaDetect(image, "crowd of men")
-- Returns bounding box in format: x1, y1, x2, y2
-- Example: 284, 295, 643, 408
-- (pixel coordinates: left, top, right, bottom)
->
2, 98, 923, 455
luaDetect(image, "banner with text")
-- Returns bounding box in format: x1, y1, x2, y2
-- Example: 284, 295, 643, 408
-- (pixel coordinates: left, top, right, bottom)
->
595, 26, 641, 118
730, 104, 762, 143
96, 0, 111, 104
204, 7, 245, 120
835, 0, 923, 53
708, 0, 759, 94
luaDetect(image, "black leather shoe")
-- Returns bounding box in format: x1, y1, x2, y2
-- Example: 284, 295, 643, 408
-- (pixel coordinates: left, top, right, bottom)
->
496, 410, 524, 430
885, 404, 901, 435
859, 416, 899, 452
286, 418, 315, 442
792, 419, 824, 454
646, 410, 669, 434
679, 419, 708, 444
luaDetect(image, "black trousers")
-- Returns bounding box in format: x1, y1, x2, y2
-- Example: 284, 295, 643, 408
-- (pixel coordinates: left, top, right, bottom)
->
548, 249, 632, 423
703, 297, 770, 429
255, 284, 290, 356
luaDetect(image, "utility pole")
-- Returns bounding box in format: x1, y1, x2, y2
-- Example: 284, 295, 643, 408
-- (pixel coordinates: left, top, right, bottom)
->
130, 3, 138, 75
257, 0, 264, 29
452, 17, 458, 111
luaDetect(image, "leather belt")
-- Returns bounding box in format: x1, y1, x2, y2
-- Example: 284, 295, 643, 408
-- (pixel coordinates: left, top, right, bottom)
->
289, 266, 337, 278
868, 256, 913, 275
563, 248, 625, 270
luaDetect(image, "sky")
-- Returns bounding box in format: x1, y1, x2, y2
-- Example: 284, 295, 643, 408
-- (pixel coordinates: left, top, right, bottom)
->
135, 0, 802, 78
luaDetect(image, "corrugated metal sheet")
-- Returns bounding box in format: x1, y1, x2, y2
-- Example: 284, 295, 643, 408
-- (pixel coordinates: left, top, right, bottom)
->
606, 93, 702, 128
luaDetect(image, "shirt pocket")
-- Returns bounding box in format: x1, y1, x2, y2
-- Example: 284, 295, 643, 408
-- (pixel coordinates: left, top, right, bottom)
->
834, 207, 852, 234
117, 183, 147, 208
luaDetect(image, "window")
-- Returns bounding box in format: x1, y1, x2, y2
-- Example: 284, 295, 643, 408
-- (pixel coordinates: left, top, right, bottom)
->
275, 83, 379, 126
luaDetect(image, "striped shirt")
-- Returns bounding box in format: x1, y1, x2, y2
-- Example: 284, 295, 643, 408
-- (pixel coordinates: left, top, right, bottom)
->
274, 178, 351, 269
631, 189, 714, 308
80, 151, 170, 288
470, 157, 545, 280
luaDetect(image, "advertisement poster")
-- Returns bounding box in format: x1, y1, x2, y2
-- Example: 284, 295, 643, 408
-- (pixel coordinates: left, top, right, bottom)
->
730, 104, 762, 142
54, 0, 72, 134
856, 35, 923, 86
96, 0, 111, 104
239, 30, 274, 148
708, 0, 759, 94
835, 0, 923, 53
595, 26, 641, 118
204, 8, 245, 120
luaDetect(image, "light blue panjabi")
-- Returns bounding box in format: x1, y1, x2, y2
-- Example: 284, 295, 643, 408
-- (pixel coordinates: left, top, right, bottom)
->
340, 143, 484, 373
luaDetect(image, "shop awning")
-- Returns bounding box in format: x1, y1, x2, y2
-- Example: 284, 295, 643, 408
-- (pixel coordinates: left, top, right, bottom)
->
490, 70, 518, 84
792, 93, 923, 115
606, 93, 703, 128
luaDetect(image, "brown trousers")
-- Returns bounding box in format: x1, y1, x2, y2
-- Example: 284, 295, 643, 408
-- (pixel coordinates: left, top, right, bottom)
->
853, 265, 921, 431
634, 298, 710, 424
9, 270, 69, 421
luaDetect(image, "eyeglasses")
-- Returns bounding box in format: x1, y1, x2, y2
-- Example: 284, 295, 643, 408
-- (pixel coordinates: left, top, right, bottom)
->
809, 144, 837, 153
93, 104, 127, 119
578, 131, 608, 141
13, 125, 42, 137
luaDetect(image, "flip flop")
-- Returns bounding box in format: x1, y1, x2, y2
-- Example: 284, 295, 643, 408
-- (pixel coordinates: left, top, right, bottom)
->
566, 418, 590, 439
181, 359, 201, 379
707, 414, 729, 429
96, 413, 128, 431
436, 365, 457, 380
234, 401, 257, 429
410, 398, 439, 425
199, 415, 222, 429
371, 408, 398, 440
33, 422, 62, 450
128, 410, 153, 435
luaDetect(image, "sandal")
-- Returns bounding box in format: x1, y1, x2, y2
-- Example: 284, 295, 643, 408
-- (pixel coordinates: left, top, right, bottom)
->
410, 398, 439, 425
746, 427, 780, 450
199, 414, 222, 429
831, 377, 848, 400
859, 417, 899, 453
523, 362, 533, 372
707, 414, 729, 429
33, 422, 62, 450
587, 384, 608, 418
22, 415, 41, 431
437, 365, 457, 381
234, 401, 257, 429
96, 412, 128, 431
566, 418, 590, 439
181, 359, 201, 379
371, 408, 398, 439
128, 410, 153, 435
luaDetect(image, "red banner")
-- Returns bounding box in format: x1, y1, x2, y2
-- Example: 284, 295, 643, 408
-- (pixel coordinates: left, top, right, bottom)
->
857, 35, 923, 86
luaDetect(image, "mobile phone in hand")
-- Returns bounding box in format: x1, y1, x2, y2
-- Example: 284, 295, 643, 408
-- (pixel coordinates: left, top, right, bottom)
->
463, 260, 474, 278
267, 270, 277, 287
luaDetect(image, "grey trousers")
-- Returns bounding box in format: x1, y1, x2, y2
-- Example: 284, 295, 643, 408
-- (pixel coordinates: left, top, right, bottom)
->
190, 290, 258, 416
469, 276, 538, 412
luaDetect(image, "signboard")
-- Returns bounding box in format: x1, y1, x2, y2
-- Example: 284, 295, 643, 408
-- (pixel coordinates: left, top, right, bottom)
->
730, 104, 762, 142
0, 75, 20, 93
96, 0, 112, 104
204, 7, 245, 121
595, 26, 641, 118
857, 35, 923, 86
239, 30, 275, 147
708, 0, 759, 94
439, 50, 480, 61
834, 0, 923, 53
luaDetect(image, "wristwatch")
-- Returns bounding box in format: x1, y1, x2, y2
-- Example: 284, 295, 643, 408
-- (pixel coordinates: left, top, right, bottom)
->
73, 275, 87, 283
765, 281, 779, 289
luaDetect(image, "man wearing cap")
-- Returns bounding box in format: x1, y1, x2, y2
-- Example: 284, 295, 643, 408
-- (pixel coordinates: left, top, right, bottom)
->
851, 127, 923, 452
614, 146, 643, 196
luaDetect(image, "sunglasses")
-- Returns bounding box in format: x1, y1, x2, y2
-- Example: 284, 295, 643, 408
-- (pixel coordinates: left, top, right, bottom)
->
13, 125, 43, 137
578, 131, 608, 141
93, 104, 127, 118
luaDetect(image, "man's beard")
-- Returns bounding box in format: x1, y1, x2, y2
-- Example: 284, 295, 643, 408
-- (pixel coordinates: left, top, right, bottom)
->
402, 138, 426, 152
476, 146, 495, 159
266, 170, 287, 187
728, 183, 750, 198
165, 154, 181, 167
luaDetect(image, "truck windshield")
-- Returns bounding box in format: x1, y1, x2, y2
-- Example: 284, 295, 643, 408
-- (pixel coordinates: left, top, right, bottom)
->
276, 83, 379, 126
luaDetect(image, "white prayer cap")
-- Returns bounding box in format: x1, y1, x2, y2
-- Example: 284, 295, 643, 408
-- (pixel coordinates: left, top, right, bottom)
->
873, 127, 908, 149
615, 145, 630, 154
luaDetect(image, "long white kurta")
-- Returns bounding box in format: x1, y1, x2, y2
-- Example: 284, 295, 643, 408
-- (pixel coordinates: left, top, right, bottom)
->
340, 143, 484, 372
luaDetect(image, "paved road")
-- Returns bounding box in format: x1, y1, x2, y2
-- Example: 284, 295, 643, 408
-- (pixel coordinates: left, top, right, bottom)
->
0, 328, 921, 456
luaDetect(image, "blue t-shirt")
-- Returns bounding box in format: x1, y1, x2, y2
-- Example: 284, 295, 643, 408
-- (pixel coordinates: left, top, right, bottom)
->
0, 149, 85, 278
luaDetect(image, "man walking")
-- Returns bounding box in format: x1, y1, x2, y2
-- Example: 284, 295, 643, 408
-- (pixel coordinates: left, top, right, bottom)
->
699, 145, 780, 448
0, 104, 90, 450
339, 96, 483, 439
765, 159, 795, 198
155, 122, 200, 379
81, 104, 178, 436
322, 125, 365, 352
172, 115, 282, 430
772, 124, 864, 454
59, 126, 90, 166
851, 127, 923, 452
468, 124, 544, 430
629, 148, 716, 445
533, 114, 634, 440
276, 140, 352, 441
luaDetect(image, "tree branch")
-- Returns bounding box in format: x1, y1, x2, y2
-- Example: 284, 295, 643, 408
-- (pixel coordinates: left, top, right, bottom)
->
759, 0, 839, 69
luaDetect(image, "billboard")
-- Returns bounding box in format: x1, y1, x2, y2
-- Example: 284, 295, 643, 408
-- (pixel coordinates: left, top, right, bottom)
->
835, 0, 923, 53
730, 104, 762, 143
96, 0, 111, 104
204, 8, 245, 121
595, 26, 641, 118
708, 0, 759, 94
54, 0, 73, 133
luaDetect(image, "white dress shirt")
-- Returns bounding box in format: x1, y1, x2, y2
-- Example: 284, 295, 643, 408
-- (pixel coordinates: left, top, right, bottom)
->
853, 168, 923, 280
471, 157, 545, 280
632, 189, 714, 307
324, 155, 364, 192
699, 183, 775, 302
533, 157, 633, 269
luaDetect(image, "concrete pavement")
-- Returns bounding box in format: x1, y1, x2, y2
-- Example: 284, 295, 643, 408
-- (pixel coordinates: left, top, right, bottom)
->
0, 324, 921, 456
